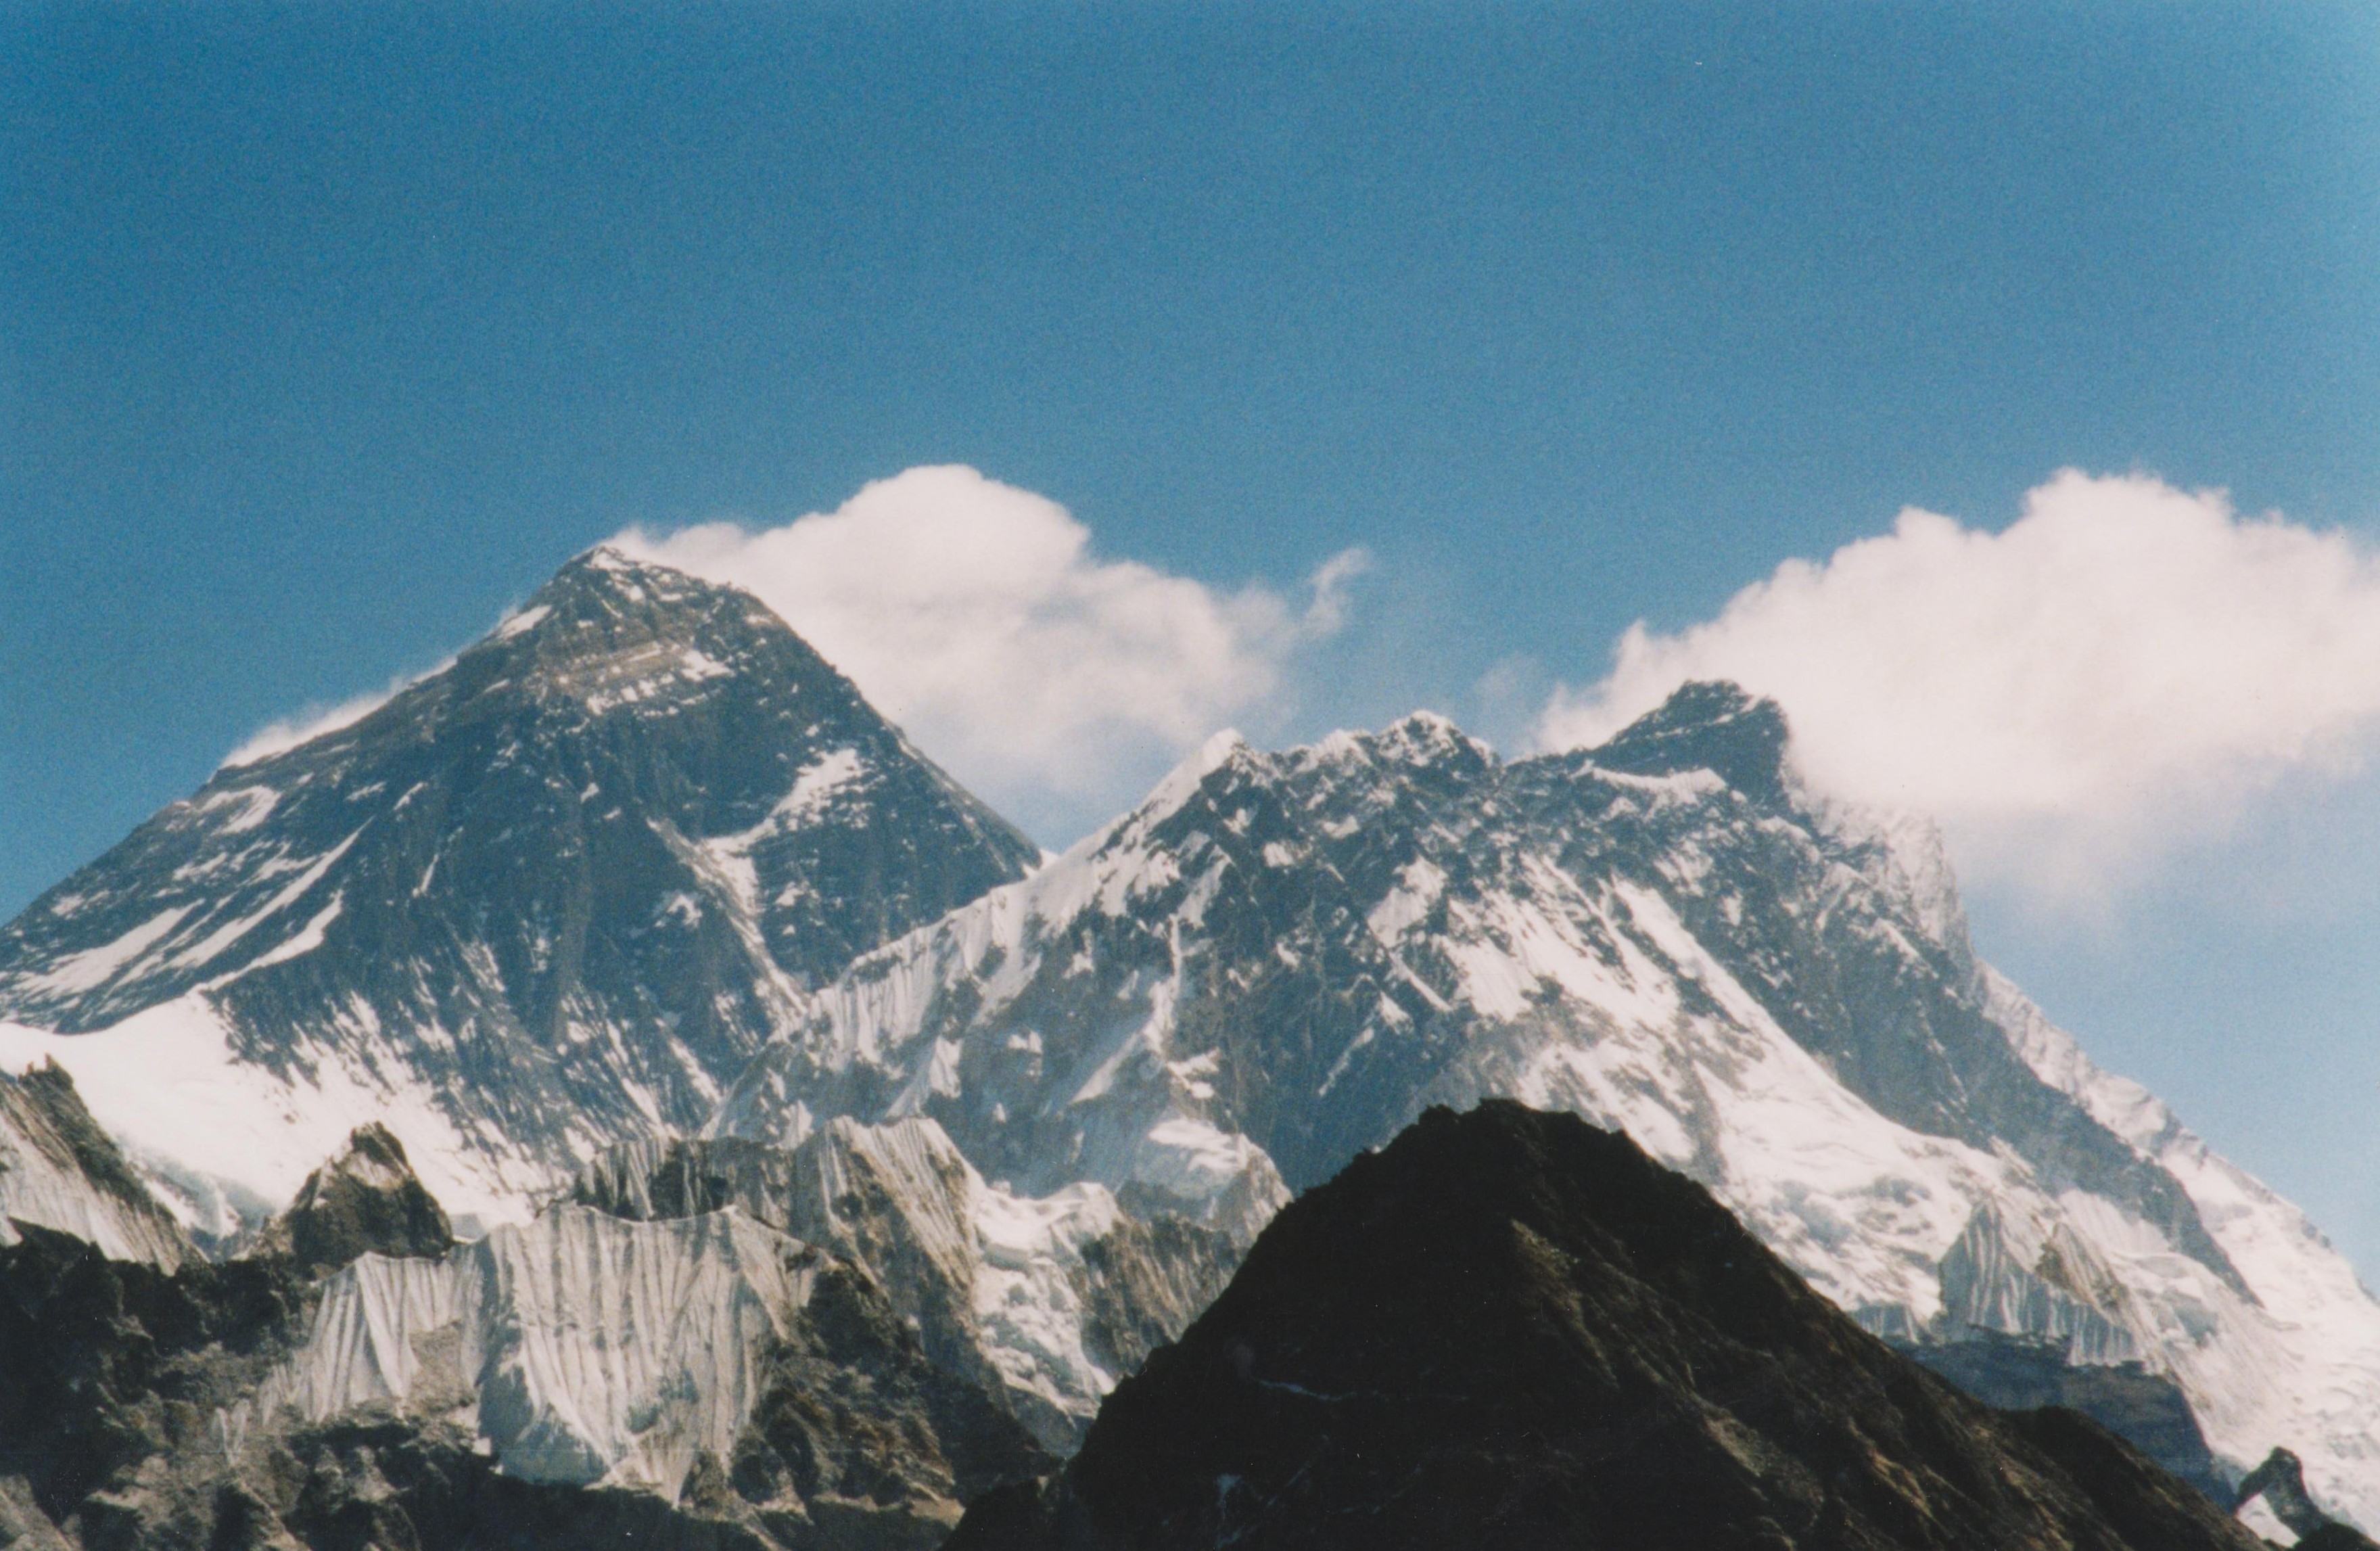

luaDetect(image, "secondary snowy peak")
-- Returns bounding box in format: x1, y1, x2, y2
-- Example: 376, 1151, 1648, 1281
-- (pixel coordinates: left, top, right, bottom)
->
568, 1115, 1239, 1450
0, 547, 1040, 1225
0, 1061, 192, 1268
716, 681, 2380, 1529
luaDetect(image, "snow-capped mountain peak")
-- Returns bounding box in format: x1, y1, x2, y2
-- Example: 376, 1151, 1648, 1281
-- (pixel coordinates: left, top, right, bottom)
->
0, 548, 1040, 1236
714, 682, 2380, 1529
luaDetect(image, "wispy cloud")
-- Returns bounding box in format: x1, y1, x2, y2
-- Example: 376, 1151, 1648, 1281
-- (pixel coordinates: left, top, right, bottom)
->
221, 687, 402, 769
618, 465, 1368, 840
1539, 470, 2380, 896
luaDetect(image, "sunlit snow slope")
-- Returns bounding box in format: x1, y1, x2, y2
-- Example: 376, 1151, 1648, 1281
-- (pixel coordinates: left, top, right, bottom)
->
0, 549, 1039, 1238
717, 684, 2380, 1529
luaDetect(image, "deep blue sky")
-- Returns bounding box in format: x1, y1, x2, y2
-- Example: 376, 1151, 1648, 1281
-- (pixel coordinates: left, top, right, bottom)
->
8, 5, 2380, 1259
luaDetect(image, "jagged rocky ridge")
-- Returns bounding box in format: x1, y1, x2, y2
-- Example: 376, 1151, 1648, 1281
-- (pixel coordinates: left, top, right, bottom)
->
0, 547, 1040, 1236
0, 1061, 193, 1268
717, 685, 2380, 1527
0, 1104, 1224, 1550
951, 1101, 2266, 1551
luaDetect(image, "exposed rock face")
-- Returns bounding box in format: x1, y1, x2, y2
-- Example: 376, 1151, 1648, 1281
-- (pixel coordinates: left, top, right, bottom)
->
2235, 1449, 2380, 1549
0, 1060, 193, 1268
0, 547, 1038, 1231
722, 1260, 1056, 1546
951, 1102, 2265, 1551
716, 686, 2380, 1524
251, 1122, 454, 1277
566, 1119, 1242, 1450
0, 1222, 312, 1546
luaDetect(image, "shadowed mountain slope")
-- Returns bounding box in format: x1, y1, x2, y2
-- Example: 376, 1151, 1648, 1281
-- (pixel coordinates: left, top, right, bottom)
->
952, 1102, 2266, 1551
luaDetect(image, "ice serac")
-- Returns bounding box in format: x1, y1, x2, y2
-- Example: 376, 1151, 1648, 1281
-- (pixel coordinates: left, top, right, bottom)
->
0, 546, 1039, 1230
245, 1204, 820, 1493
233, 1191, 1058, 1542
0, 1061, 192, 1268
717, 682, 2380, 1528
0, 1163, 1054, 1551
567, 1116, 1241, 1450
951, 1102, 2265, 1551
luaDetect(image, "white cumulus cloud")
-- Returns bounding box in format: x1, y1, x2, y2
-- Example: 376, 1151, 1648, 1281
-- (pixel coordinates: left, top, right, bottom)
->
1539, 470, 2380, 893
618, 465, 1366, 841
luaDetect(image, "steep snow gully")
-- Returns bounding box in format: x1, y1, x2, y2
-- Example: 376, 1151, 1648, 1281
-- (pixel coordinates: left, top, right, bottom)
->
0, 548, 2375, 1537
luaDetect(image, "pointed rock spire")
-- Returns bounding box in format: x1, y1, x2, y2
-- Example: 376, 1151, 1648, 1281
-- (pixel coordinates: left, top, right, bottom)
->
252, 1123, 453, 1277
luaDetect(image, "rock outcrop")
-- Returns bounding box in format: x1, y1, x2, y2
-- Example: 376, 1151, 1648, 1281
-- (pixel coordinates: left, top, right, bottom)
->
250, 1121, 454, 1277
2235, 1448, 2380, 1550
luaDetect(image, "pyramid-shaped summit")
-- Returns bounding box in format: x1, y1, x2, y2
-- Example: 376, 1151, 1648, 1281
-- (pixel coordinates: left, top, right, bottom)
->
0, 547, 1040, 1232
1587, 678, 1793, 802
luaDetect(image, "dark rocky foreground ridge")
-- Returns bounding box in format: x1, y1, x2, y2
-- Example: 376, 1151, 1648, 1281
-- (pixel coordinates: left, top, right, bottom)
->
953, 1101, 2270, 1551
